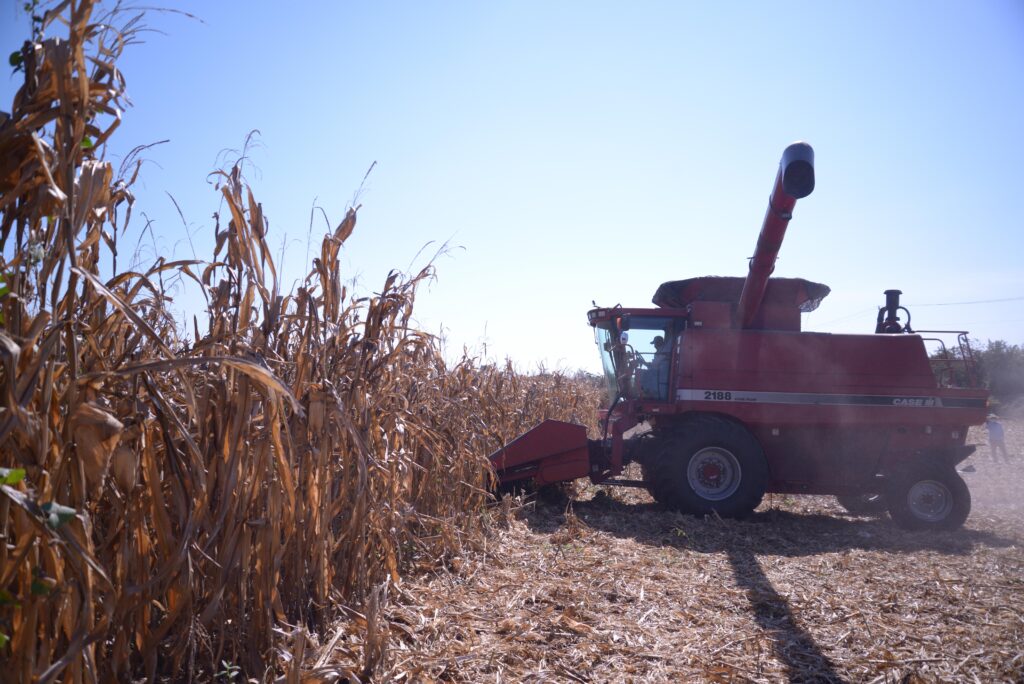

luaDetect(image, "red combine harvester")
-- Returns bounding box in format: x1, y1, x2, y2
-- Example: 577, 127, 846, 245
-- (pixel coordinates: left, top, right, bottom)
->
491, 142, 989, 530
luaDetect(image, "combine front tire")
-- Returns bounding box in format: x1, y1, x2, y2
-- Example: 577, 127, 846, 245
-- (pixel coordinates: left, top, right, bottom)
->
642, 415, 767, 518
885, 464, 971, 530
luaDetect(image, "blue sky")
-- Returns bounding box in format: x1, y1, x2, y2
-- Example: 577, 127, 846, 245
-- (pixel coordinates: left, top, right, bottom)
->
3, 1, 1023, 372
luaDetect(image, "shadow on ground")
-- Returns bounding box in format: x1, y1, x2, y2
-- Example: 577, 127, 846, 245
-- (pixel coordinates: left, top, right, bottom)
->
513, 494, 1018, 684
521, 493, 1017, 558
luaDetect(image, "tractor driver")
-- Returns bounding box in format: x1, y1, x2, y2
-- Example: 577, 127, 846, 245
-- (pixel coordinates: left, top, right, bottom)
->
641, 335, 671, 399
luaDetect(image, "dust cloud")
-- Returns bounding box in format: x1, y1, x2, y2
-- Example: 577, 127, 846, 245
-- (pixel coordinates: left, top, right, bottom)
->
960, 416, 1024, 526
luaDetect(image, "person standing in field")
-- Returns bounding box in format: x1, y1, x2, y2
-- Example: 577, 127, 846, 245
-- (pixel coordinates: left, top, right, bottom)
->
986, 414, 1010, 462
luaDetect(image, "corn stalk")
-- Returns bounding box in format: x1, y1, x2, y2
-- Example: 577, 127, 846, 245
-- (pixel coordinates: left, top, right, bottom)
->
0, 2, 603, 681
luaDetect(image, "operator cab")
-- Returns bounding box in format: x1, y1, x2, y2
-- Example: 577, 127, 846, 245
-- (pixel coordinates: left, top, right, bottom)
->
589, 310, 686, 404
589, 277, 832, 405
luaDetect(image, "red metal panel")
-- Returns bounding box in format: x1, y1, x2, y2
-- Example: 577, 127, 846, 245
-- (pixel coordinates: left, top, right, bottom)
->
687, 301, 733, 329
536, 449, 591, 486
670, 327, 987, 450
490, 420, 591, 485
685, 329, 938, 394
746, 302, 801, 332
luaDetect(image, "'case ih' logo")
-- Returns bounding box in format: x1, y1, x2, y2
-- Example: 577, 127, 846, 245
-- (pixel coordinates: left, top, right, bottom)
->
892, 397, 938, 407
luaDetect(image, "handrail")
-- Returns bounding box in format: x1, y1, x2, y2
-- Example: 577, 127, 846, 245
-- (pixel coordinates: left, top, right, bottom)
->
920, 332, 982, 389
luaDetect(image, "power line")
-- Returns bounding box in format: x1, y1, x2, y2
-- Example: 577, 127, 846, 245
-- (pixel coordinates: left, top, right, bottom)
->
815, 296, 1024, 331
913, 296, 1024, 307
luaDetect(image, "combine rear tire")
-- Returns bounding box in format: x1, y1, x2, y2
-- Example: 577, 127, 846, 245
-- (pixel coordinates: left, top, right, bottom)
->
885, 464, 971, 530
835, 493, 887, 515
641, 415, 767, 518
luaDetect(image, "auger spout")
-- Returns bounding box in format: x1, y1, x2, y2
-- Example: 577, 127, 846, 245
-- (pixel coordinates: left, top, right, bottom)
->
736, 142, 815, 328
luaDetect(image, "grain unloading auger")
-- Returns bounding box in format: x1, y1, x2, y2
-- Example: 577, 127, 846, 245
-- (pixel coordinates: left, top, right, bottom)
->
490, 142, 989, 530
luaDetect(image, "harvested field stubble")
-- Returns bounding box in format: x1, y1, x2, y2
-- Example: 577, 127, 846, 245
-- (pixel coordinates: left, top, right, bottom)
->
0, 3, 601, 680
373, 420, 1024, 683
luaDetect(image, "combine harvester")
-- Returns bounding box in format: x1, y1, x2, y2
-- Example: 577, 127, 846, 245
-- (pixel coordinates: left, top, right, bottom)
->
491, 143, 988, 530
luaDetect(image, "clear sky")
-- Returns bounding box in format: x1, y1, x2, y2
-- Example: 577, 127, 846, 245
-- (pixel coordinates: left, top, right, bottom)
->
3, 1, 1023, 373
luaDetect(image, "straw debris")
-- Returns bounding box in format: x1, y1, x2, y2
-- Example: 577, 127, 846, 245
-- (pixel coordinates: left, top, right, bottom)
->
365, 421, 1023, 682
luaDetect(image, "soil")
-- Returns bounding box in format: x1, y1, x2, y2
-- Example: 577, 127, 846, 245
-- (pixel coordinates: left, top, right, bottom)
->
370, 420, 1024, 683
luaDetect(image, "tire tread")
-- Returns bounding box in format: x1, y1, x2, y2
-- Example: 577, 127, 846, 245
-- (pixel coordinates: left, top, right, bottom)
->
642, 414, 767, 518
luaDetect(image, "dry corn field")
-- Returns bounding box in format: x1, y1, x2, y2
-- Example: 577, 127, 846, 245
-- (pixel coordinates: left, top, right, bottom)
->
0, 3, 598, 681
2, 3, 1023, 683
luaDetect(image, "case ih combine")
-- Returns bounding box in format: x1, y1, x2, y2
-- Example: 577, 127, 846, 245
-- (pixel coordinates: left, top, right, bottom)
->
491, 142, 989, 530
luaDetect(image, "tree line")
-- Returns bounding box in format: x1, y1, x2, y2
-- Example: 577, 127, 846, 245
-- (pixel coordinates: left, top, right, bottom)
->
930, 339, 1024, 409
973, 339, 1024, 408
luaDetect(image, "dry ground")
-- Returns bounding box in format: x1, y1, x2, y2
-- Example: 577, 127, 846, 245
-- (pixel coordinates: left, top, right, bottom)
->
349, 420, 1024, 683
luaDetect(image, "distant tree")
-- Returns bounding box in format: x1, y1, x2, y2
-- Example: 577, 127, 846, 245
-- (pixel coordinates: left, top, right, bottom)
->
976, 340, 1024, 405
928, 339, 1024, 405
